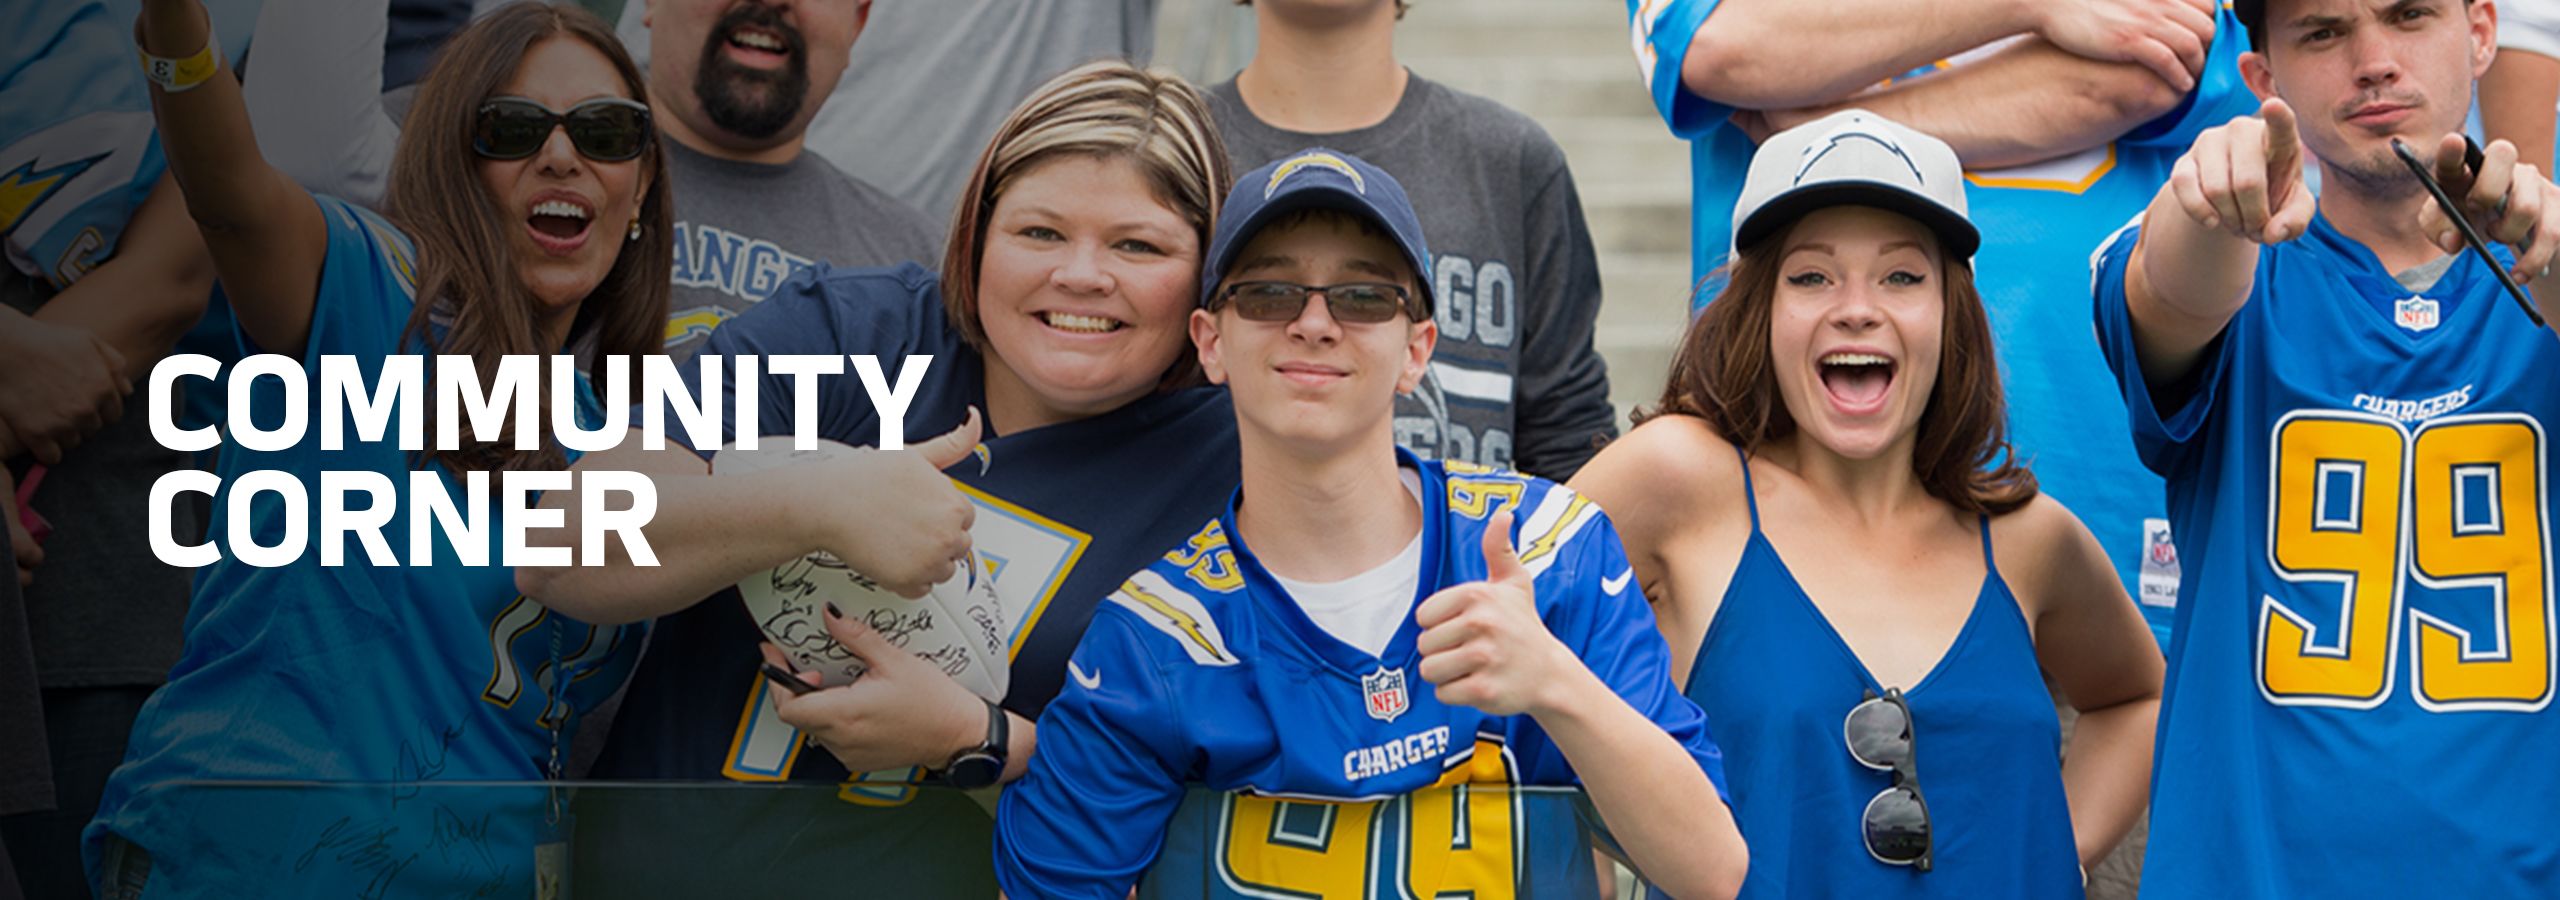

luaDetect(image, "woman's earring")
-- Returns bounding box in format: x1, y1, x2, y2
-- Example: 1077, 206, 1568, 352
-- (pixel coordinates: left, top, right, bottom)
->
628, 218, 641, 242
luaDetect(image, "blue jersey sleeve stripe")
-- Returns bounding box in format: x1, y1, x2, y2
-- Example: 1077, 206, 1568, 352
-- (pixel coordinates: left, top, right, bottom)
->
1631, 0, 1735, 140
2092, 219, 2234, 472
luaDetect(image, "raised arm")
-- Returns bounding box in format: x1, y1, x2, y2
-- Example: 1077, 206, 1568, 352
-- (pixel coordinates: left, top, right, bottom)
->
2002, 497, 2162, 871
1677, 0, 2208, 111
137, 0, 330, 356
1742, 36, 2193, 170
2126, 97, 2308, 389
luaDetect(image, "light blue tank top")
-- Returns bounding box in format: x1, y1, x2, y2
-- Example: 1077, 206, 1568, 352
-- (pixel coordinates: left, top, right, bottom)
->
1684, 452, 2080, 898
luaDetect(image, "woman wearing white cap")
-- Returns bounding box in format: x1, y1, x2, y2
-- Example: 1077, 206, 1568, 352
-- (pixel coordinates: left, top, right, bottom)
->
1569, 110, 2161, 897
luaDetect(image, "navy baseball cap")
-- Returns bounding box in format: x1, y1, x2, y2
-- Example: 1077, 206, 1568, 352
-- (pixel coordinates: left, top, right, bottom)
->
1201, 148, 1435, 318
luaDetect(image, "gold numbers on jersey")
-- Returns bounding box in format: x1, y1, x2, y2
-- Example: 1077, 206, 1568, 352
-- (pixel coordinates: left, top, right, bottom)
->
2261, 412, 2554, 711
1448, 475, 1526, 521
1216, 739, 1521, 899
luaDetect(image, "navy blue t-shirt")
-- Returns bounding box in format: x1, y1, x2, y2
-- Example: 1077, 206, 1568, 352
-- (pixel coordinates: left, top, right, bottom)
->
592, 262, 1241, 788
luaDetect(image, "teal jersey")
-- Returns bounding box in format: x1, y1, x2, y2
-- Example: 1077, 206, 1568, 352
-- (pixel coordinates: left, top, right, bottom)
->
997, 454, 1728, 899
85, 196, 644, 897
2095, 215, 2560, 897
2, 0, 257, 287
2, 0, 162, 287
1627, 0, 2261, 643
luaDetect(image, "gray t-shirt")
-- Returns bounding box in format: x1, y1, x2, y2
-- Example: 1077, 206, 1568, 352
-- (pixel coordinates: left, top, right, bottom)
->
2394, 253, 2459, 293
621, 0, 1158, 224
663, 139, 941, 360
1210, 75, 1617, 480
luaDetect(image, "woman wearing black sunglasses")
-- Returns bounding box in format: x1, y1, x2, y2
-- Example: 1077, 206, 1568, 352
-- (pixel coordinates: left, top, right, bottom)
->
86, 3, 667, 896
1570, 110, 2163, 898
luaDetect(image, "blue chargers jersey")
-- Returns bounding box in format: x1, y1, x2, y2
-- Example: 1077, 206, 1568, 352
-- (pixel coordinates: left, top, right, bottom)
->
1627, 0, 2260, 644
2094, 214, 2560, 897
85, 195, 643, 897
2, 0, 257, 287
593, 263, 1243, 796
997, 455, 1728, 899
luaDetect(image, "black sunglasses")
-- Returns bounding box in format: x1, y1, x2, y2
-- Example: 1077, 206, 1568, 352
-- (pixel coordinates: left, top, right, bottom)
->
1845, 687, 1932, 871
473, 96, 653, 163
1213, 281, 1418, 324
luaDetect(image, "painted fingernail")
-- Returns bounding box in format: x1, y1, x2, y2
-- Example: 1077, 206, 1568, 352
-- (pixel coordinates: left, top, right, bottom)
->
825, 603, 843, 619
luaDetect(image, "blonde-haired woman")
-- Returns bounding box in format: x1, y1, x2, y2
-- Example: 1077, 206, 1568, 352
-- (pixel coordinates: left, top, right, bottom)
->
522, 60, 1242, 893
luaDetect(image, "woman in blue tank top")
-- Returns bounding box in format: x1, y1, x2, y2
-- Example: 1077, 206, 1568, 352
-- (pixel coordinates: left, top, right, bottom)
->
1571, 111, 2162, 898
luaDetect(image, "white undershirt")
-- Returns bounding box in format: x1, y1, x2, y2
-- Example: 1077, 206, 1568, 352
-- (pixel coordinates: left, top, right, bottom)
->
1270, 469, 1427, 659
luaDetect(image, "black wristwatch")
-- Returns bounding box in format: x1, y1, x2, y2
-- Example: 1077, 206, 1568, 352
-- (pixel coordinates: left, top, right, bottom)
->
939, 698, 1009, 790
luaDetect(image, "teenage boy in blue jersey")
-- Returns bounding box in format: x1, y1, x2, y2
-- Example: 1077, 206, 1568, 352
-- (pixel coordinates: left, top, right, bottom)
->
994, 148, 1749, 899
2096, 1, 2560, 896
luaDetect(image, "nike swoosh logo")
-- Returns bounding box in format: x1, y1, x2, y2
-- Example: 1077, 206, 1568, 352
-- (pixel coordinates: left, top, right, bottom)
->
1602, 569, 1634, 596
1069, 661, 1102, 691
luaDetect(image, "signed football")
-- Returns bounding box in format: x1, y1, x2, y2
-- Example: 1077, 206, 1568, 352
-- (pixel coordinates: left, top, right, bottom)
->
711, 439, 1009, 701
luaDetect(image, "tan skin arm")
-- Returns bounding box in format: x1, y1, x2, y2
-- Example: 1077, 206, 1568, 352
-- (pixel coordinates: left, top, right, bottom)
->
137, 0, 331, 357
1567, 415, 1751, 687
2480, 48, 2558, 170
0, 172, 213, 464
1680, 0, 2211, 110
1740, 37, 2192, 170
2125, 98, 2307, 389
33, 172, 216, 378
1997, 496, 2164, 869
517, 418, 979, 625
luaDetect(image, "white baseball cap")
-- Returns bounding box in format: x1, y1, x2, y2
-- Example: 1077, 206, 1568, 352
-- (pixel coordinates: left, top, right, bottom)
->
1731, 109, 1978, 260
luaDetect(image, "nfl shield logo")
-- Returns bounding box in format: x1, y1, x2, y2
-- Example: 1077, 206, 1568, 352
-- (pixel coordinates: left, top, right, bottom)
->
2395, 295, 2440, 332
2146, 524, 2178, 567
1363, 667, 1409, 722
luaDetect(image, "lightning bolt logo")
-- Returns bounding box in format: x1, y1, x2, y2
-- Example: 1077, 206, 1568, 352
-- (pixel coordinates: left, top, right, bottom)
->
1518, 494, 1593, 567
0, 153, 107, 237
1118, 581, 1229, 664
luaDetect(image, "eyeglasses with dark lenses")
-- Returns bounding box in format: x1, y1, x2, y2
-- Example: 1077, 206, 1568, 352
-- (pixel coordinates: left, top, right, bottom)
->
1215, 281, 1415, 324
473, 97, 652, 162
1845, 687, 1932, 872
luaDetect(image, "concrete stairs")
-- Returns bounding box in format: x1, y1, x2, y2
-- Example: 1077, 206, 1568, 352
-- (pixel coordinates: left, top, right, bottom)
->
1397, 1, 1698, 429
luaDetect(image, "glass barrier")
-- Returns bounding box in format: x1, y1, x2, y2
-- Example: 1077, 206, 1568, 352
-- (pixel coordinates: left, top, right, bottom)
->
120, 780, 1618, 898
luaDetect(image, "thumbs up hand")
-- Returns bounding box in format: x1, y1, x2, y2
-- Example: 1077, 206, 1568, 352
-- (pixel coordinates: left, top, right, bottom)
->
806, 408, 983, 598
1415, 511, 1577, 717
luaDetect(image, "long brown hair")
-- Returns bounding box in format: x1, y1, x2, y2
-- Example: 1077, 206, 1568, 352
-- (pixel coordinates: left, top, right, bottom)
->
384, 3, 672, 474
1639, 224, 2037, 516
939, 60, 1233, 390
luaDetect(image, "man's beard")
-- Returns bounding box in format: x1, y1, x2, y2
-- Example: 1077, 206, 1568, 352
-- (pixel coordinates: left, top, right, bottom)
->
692, 4, 809, 141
